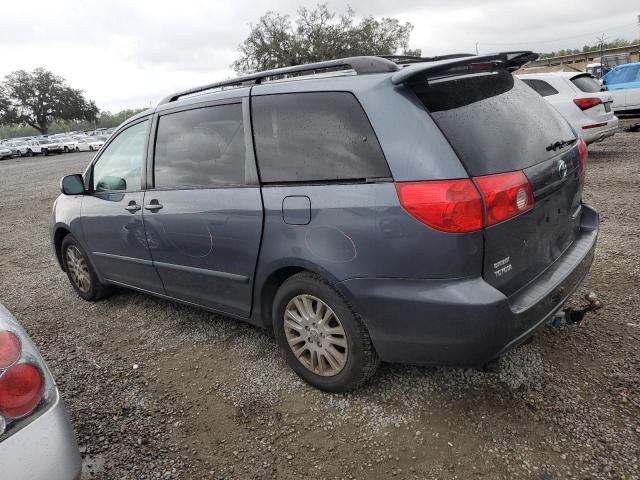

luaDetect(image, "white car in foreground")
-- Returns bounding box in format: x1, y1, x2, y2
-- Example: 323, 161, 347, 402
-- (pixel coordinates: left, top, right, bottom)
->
517, 72, 618, 144
0, 303, 81, 480
74, 137, 104, 152
56, 137, 79, 153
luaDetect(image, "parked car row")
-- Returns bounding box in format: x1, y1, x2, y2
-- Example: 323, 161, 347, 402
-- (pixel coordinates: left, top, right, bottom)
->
1, 131, 111, 159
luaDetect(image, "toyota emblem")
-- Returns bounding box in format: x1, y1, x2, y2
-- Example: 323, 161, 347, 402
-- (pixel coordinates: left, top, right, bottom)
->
557, 160, 568, 179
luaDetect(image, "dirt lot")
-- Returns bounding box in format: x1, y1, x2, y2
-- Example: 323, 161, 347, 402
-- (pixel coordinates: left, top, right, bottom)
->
0, 123, 639, 480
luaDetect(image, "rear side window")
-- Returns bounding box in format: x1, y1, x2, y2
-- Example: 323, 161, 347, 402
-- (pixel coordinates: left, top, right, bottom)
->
154, 104, 246, 188
252, 92, 390, 183
413, 71, 576, 176
521, 79, 559, 97
571, 75, 602, 93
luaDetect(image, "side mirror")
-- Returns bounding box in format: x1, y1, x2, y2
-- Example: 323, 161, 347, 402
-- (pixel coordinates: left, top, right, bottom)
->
60, 174, 85, 195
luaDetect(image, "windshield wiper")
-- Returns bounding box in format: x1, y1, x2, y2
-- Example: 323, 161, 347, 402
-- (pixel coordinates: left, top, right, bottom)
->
546, 138, 577, 152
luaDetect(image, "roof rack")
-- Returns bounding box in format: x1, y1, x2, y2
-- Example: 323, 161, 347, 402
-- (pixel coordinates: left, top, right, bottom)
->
380, 53, 475, 64
158, 56, 399, 105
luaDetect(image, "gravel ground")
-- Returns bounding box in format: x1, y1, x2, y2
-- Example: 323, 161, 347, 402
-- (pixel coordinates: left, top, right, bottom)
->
0, 122, 639, 480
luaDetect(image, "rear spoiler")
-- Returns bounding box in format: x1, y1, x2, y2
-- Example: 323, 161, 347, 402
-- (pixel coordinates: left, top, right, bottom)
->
391, 51, 539, 85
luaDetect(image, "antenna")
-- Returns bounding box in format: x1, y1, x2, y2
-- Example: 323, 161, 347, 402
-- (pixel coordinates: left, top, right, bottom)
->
595, 33, 608, 78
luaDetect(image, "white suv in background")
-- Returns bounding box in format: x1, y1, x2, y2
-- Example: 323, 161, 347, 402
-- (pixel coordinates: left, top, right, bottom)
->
516, 72, 618, 144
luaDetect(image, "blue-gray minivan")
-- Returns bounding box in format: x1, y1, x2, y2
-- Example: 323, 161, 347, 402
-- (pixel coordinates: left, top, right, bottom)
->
51, 52, 598, 391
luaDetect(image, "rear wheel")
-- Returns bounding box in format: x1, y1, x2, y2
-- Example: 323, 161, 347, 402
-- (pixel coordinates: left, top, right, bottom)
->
75, 146, 80, 152
273, 272, 379, 392
60, 235, 112, 301
17, 150, 22, 158
63, 146, 69, 153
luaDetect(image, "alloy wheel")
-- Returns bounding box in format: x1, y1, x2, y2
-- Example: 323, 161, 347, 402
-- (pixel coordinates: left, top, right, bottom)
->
66, 245, 91, 293
284, 294, 348, 377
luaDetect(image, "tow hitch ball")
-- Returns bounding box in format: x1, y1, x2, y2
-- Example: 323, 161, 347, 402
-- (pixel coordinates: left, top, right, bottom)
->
549, 292, 603, 328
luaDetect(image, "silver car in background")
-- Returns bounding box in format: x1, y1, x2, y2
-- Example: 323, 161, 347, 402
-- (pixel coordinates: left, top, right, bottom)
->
0, 303, 81, 480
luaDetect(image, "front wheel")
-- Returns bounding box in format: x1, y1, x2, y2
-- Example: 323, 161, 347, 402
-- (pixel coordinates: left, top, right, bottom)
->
27, 149, 33, 157
273, 272, 379, 392
60, 235, 112, 301
75, 146, 80, 152
89, 146, 94, 151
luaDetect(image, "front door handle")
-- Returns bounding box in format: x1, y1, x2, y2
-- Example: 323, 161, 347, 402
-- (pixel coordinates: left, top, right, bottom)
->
144, 201, 163, 212
125, 202, 141, 213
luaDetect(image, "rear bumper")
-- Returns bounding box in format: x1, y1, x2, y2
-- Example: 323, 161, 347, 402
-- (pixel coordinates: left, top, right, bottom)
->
337, 204, 599, 366
581, 117, 619, 144
0, 391, 82, 480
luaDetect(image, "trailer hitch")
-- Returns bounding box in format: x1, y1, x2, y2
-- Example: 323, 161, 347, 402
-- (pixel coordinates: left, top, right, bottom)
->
549, 292, 603, 328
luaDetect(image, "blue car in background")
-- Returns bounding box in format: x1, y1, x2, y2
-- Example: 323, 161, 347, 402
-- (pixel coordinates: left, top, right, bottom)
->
602, 62, 640, 113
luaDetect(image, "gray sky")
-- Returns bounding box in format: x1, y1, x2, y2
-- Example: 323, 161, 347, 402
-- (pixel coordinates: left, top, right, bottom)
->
1, 0, 638, 111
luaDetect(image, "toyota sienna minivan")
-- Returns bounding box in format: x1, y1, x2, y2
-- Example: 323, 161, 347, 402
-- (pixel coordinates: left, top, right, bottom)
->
51, 52, 598, 392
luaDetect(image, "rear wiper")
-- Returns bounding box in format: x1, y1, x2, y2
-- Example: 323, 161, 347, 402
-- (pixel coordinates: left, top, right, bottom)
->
546, 138, 577, 152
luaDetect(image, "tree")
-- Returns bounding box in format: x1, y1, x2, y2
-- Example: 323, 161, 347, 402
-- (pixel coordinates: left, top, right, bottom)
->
233, 4, 420, 74
0, 68, 98, 135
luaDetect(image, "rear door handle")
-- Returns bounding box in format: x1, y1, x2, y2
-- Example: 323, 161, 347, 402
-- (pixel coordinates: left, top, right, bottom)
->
125, 202, 141, 213
144, 202, 163, 211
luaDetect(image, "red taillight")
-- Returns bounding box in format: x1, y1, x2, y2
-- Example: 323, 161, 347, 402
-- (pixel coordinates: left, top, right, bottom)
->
0, 331, 21, 369
395, 180, 483, 233
474, 171, 534, 227
0, 363, 44, 418
577, 137, 588, 177
573, 98, 602, 110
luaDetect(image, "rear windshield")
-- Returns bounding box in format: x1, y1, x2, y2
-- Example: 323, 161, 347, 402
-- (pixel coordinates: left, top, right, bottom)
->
412, 70, 576, 176
571, 74, 602, 93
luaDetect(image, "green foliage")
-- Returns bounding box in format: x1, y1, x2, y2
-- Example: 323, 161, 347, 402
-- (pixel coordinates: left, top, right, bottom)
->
539, 38, 640, 59
0, 107, 147, 140
233, 4, 420, 73
0, 68, 98, 134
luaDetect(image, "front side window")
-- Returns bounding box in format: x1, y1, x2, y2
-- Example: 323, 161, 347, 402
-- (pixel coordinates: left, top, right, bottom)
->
92, 120, 148, 192
154, 104, 246, 188
252, 92, 390, 183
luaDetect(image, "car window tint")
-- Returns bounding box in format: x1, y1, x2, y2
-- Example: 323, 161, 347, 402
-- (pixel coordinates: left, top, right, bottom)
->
154, 104, 246, 188
252, 92, 390, 183
571, 75, 601, 93
92, 120, 148, 192
520, 79, 559, 97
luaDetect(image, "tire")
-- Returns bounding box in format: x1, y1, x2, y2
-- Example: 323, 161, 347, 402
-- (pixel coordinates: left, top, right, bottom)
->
60, 235, 112, 301
75, 147, 79, 152
272, 272, 379, 392
17, 150, 23, 158
27, 149, 33, 157
43, 149, 48, 156
89, 146, 94, 151
64, 146, 69, 153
